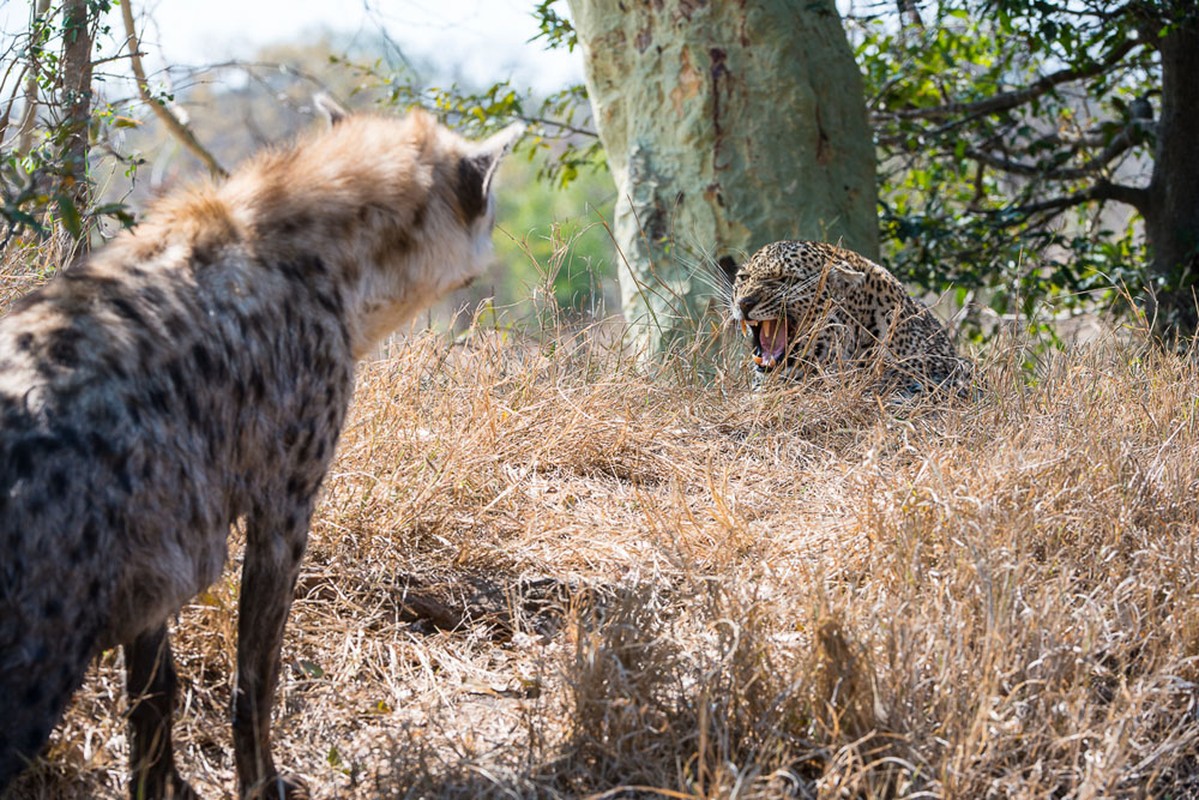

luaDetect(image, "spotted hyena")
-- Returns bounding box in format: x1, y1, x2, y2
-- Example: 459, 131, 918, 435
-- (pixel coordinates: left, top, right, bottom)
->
0, 98, 521, 799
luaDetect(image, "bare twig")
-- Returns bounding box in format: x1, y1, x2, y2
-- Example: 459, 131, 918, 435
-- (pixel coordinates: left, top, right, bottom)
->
0, 63, 30, 145
120, 0, 228, 178
518, 114, 597, 138
199, 60, 334, 93
15, 0, 53, 153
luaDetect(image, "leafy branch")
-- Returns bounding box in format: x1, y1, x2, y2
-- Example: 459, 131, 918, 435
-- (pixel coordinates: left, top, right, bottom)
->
874, 36, 1141, 121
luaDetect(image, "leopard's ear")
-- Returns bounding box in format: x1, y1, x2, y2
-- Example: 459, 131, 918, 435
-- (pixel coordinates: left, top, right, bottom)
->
313, 93, 350, 127
828, 260, 866, 288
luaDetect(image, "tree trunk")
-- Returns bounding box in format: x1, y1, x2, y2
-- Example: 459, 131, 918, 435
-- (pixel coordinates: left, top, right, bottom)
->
1142, 13, 1199, 335
59, 0, 95, 245
566, 0, 878, 356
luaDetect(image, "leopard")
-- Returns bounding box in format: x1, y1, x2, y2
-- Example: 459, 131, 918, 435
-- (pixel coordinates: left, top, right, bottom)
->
0, 97, 521, 799
727, 240, 973, 396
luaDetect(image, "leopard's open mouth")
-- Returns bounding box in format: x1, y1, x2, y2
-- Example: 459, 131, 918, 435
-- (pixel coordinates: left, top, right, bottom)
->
739, 317, 790, 371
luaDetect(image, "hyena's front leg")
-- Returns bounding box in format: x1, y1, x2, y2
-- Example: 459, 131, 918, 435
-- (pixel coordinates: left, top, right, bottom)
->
232, 506, 311, 800
125, 625, 197, 800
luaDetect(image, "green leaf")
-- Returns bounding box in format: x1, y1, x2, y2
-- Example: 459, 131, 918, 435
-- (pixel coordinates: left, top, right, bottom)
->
55, 193, 82, 240
297, 659, 325, 679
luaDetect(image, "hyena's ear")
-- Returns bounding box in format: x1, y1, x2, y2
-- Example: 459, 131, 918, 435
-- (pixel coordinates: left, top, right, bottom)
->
313, 93, 350, 127
457, 122, 525, 220
475, 122, 525, 197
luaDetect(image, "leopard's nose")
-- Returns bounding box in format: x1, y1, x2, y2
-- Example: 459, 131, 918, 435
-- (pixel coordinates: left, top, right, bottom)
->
737, 295, 758, 319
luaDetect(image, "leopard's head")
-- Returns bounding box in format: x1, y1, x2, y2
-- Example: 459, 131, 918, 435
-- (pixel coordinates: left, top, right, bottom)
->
728, 241, 865, 375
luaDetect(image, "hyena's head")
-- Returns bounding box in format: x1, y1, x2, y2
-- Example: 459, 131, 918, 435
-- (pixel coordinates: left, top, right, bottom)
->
222, 97, 523, 357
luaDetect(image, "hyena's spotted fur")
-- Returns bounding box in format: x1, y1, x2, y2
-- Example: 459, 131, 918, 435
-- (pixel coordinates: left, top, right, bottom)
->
0, 101, 520, 799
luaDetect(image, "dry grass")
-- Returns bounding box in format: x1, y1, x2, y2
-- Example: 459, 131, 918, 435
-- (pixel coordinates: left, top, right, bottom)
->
4, 248, 1199, 799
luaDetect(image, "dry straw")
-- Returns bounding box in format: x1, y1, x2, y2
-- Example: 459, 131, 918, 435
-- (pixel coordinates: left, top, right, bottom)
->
4, 237, 1198, 799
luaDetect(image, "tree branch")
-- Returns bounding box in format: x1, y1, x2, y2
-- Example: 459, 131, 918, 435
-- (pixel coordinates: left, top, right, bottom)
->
518, 114, 597, 138
897, 0, 925, 30
121, 0, 227, 178
0, 63, 30, 144
14, 0, 51, 153
965, 121, 1150, 181
880, 37, 1141, 122
199, 60, 334, 94
1003, 180, 1150, 220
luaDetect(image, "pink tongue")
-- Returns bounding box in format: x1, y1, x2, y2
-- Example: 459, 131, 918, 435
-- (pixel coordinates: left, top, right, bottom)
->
762, 319, 787, 362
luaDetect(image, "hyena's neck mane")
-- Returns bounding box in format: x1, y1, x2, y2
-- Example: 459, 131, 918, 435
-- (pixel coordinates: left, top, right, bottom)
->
148, 111, 449, 262
232, 112, 447, 244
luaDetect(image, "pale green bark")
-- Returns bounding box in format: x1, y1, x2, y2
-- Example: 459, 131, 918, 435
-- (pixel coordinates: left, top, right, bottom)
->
566, 0, 878, 356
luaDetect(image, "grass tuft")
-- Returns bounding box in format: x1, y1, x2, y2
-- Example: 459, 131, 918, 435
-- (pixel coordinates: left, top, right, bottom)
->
4, 243, 1199, 798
